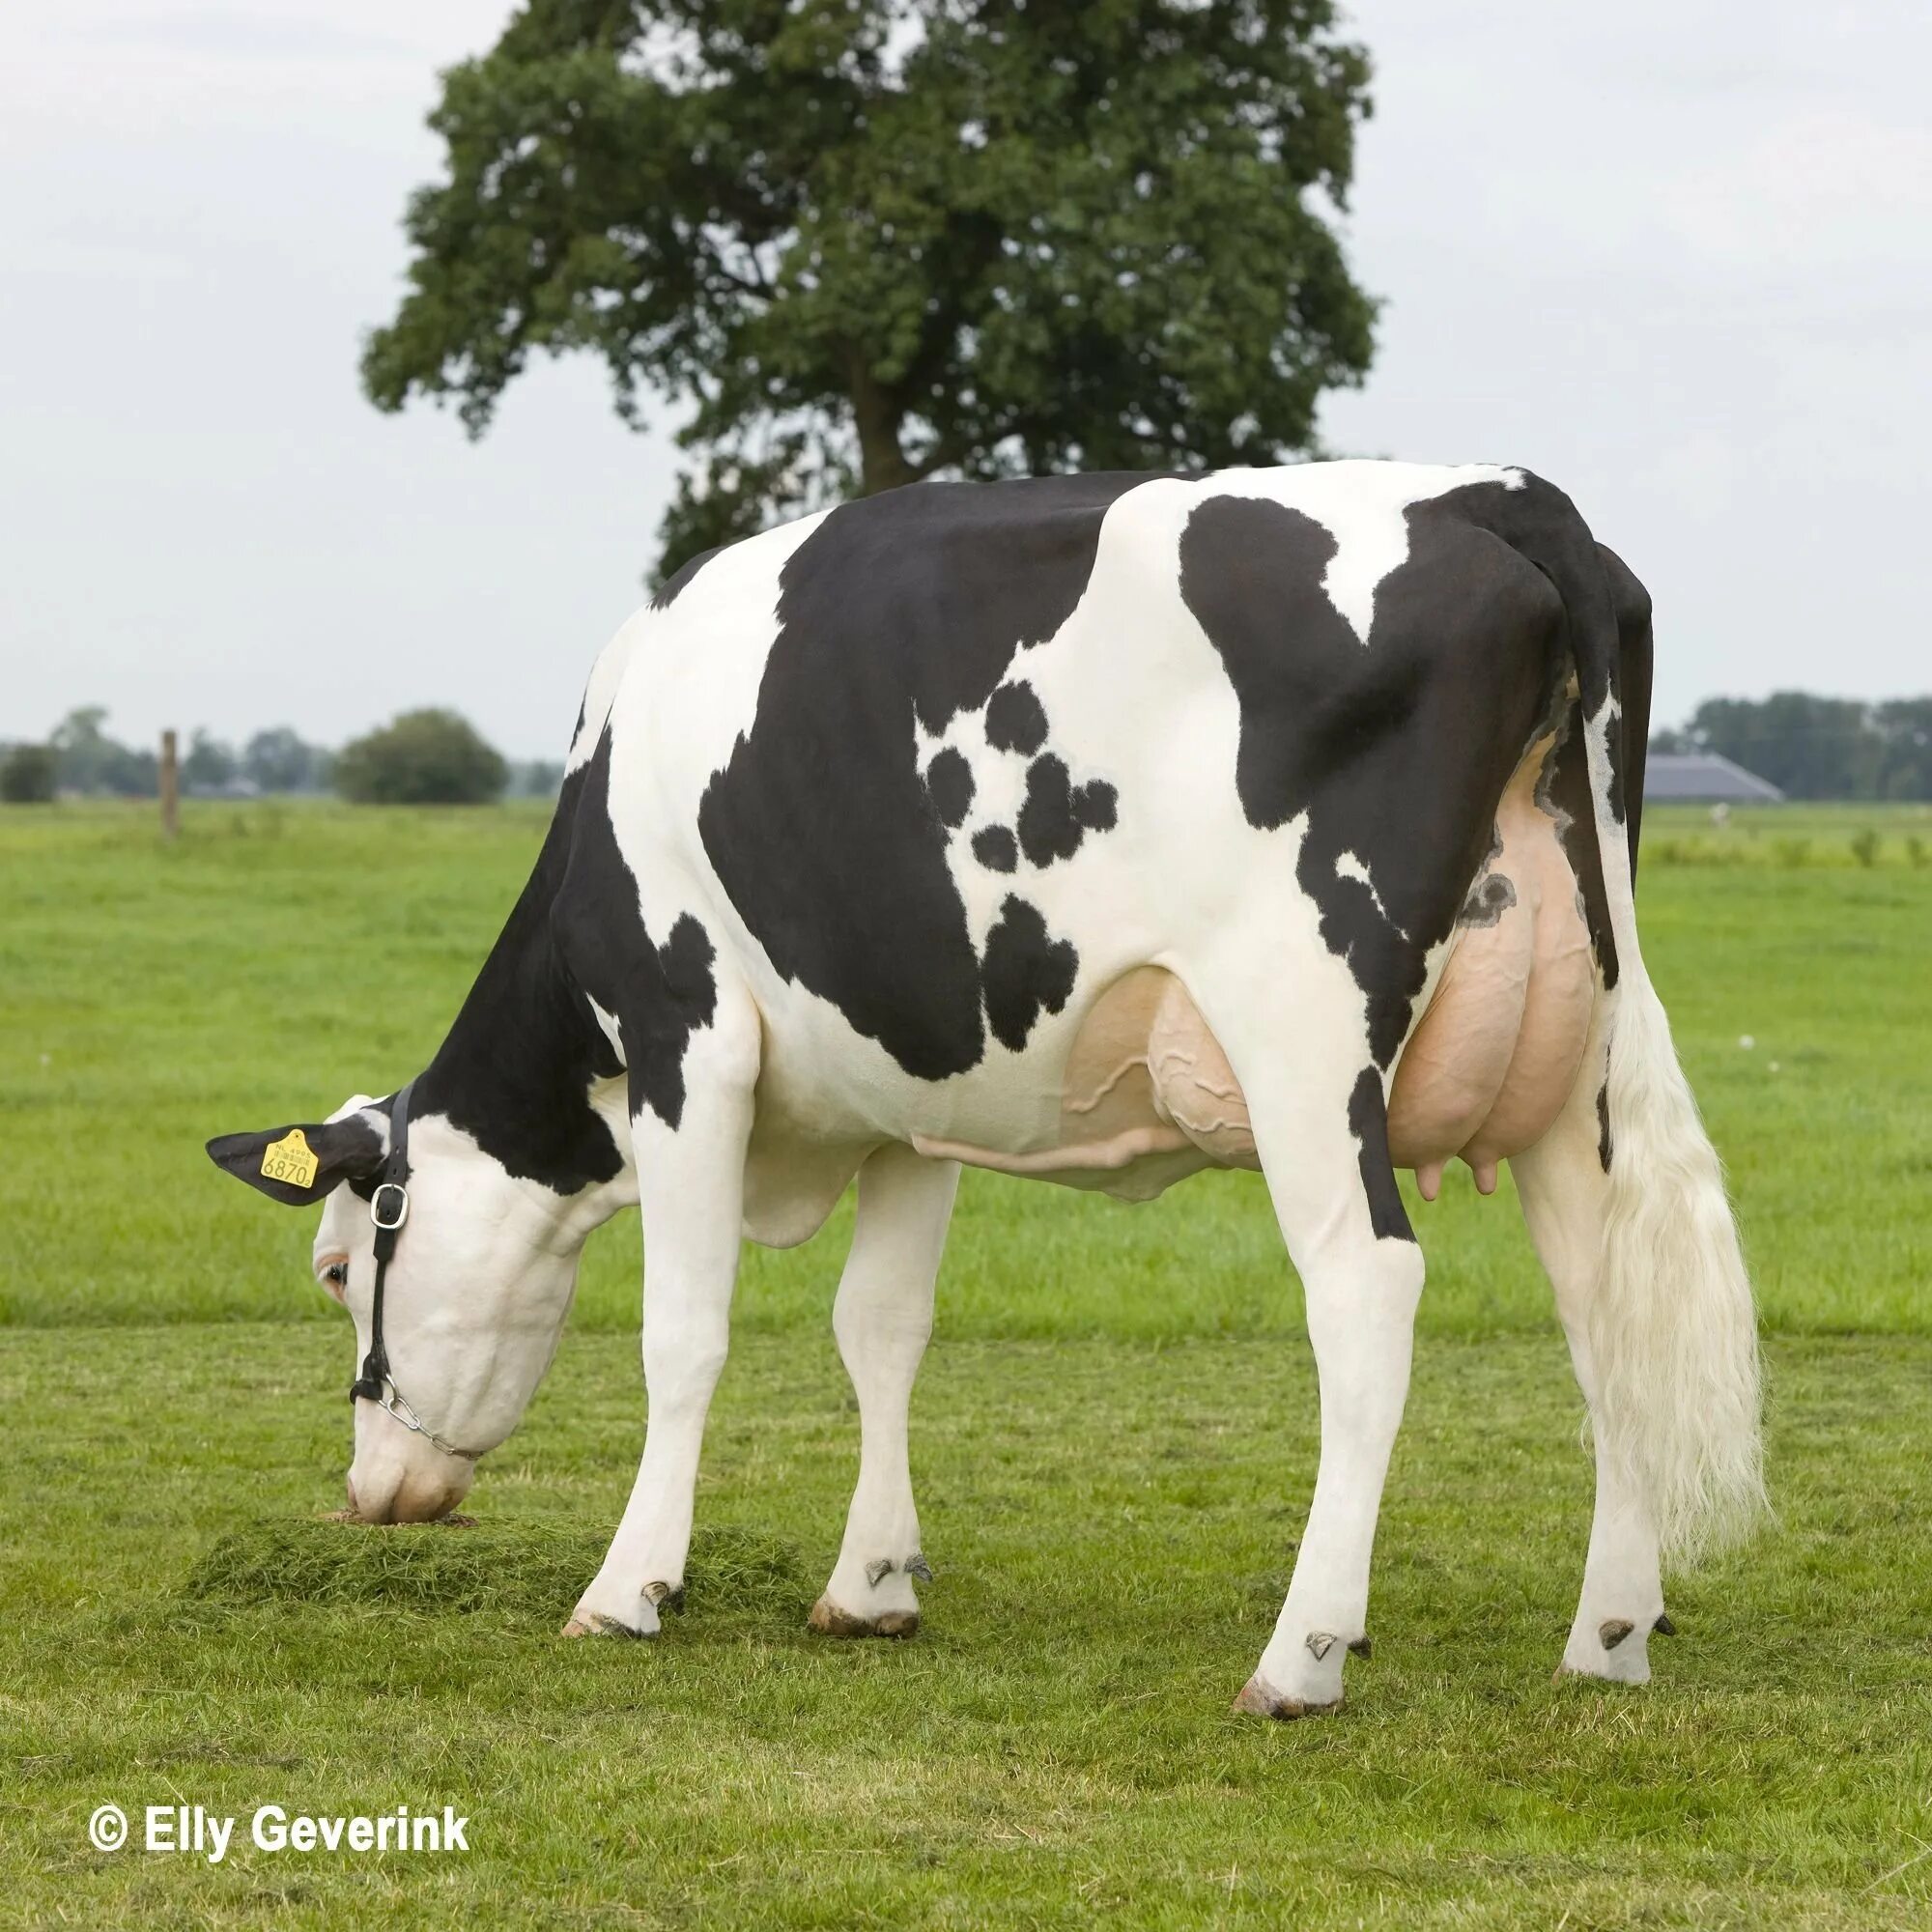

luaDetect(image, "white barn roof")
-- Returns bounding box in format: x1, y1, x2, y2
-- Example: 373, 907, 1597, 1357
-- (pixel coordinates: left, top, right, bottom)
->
1644, 752, 1785, 804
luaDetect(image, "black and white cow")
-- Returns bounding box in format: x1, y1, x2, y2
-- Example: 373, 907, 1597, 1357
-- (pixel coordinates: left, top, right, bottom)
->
209, 462, 1763, 1716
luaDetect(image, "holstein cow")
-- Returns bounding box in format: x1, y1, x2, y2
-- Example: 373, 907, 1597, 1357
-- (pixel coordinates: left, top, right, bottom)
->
209, 461, 1764, 1716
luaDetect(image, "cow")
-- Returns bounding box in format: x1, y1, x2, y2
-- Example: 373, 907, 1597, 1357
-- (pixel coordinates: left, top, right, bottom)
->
207, 461, 1764, 1716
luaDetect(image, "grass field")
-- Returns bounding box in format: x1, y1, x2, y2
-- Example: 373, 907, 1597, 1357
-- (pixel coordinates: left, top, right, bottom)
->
2, 799, 1928, 1927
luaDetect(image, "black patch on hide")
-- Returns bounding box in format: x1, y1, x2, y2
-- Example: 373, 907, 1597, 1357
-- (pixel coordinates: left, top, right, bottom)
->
924, 748, 975, 828
980, 895, 1078, 1052
1075, 780, 1118, 833
1530, 545, 1656, 988
697, 474, 1154, 1078
1600, 542, 1654, 878
985, 680, 1050, 755
1348, 1069, 1415, 1243
1016, 754, 1119, 867
972, 824, 1018, 873
404, 728, 640, 1188
551, 726, 718, 1130
1538, 705, 1619, 991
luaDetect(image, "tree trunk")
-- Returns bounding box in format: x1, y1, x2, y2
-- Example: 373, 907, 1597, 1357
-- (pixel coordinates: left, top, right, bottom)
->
848, 360, 913, 495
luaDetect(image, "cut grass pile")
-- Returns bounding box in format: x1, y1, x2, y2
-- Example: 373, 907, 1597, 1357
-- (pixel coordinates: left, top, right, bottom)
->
182, 1520, 810, 1624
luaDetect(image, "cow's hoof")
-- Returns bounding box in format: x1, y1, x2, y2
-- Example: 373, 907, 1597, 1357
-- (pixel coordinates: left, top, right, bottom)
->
1231, 1674, 1342, 1720
809, 1595, 919, 1639
1555, 1611, 1655, 1685
1552, 1653, 1650, 1687
1552, 1663, 1648, 1686
560, 1612, 654, 1640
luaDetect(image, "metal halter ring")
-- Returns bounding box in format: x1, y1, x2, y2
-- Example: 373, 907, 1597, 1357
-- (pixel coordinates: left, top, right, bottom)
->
370, 1181, 410, 1232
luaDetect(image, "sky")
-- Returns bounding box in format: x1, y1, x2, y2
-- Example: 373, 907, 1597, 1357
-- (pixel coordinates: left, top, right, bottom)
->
2, 1, 1926, 759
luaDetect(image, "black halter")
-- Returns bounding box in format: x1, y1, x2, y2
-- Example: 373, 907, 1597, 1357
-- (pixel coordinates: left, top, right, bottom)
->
348, 1077, 414, 1409
346, 1083, 479, 1461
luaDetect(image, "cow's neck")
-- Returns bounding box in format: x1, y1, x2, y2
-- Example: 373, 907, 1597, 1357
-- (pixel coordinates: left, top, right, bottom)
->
411, 792, 636, 1215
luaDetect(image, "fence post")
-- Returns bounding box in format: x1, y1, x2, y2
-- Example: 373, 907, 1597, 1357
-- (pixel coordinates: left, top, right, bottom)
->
159, 729, 179, 841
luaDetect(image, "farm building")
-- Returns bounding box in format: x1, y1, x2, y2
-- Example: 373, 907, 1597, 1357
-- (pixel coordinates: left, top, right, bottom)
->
1643, 751, 1785, 804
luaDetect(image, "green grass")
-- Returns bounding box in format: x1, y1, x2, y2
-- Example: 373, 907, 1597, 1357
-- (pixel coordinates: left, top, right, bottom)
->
2, 802, 1925, 1336
6, 1327, 1932, 1928
1639, 800, 1932, 870
2, 800, 1929, 1927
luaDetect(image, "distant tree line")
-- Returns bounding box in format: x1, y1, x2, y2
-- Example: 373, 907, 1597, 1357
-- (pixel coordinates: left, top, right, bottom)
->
14, 690, 1925, 808
0, 706, 562, 806
1651, 694, 1932, 802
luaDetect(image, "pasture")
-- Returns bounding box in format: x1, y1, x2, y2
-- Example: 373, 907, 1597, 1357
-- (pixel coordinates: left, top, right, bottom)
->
2, 799, 1928, 1928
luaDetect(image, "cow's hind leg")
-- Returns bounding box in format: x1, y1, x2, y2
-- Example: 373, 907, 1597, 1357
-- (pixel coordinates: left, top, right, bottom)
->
564, 986, 759, 1639
810, 1143, 960, 1638
1188, 953, 1427, 1719
1511, 1021, 1665, 1684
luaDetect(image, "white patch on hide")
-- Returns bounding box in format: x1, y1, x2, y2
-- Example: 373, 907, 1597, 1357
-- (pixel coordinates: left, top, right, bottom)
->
1334, 847, 1405, 938
1209, 460, 1524, 645
585, 995, 625, 1063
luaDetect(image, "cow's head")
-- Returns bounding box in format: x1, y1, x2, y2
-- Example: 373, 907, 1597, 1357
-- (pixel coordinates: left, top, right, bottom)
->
206, 1094, 589, 1522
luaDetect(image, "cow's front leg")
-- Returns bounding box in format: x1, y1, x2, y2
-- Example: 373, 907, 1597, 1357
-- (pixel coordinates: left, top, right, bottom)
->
565, 999, 758, 1639
1512, 1032, 1665, 1685
810, 1143, 960, 1638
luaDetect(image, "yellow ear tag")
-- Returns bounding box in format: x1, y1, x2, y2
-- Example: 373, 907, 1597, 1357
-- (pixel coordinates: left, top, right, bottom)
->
261, 1128, 320, 1189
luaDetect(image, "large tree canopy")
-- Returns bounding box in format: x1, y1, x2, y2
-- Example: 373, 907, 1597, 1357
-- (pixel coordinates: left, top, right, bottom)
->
363, 0, 1378, 575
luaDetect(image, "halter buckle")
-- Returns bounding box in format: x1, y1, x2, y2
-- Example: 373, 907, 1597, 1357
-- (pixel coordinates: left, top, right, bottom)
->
370, 1181, 410, 1231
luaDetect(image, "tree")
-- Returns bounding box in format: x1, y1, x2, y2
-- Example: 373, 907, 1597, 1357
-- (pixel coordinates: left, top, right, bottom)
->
1872, 698, 1932, 802
1, 744, 56, 803
1684, 694, 1879, 801
334, 709, 509, 805
1650, 692, 1932, 801
48, 707, 157, 797
362, 0, 1378, 576
182, 729, 239, 792
244, 726, 333, 794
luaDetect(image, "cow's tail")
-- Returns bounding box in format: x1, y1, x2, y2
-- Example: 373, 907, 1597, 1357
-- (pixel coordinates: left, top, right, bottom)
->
1505, 475, 1765, 1565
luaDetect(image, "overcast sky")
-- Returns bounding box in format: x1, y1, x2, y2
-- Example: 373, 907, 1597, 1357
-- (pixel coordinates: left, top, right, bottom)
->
3, 2, 1926, 758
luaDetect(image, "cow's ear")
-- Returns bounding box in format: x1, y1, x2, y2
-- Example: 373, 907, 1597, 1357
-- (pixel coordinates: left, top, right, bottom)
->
205, 1109, 387, 1207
